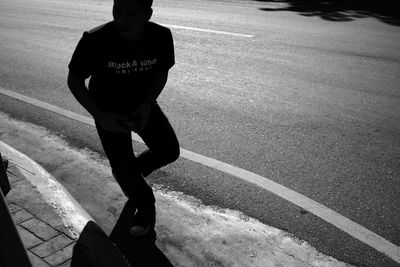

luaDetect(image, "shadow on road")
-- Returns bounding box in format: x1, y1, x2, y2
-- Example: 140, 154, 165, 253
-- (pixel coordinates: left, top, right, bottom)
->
255, 0, 400, 26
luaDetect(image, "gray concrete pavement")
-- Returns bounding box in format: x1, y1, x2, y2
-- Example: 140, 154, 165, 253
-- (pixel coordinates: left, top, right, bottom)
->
0, 114, 353, 266
4, 161, 77, 267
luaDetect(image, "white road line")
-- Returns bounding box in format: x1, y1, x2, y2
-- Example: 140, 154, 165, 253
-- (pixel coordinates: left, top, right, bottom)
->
160, 23, 255, 38
0, 87, 399, 263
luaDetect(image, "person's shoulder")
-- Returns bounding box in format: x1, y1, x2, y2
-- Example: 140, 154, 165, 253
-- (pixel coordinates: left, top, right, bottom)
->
146, 22, 172, 36
85, 22, 114, 37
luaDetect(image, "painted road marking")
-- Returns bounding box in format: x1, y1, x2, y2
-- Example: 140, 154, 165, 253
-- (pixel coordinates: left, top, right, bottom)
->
160, 23, 255, 38
0, 87, 399, 263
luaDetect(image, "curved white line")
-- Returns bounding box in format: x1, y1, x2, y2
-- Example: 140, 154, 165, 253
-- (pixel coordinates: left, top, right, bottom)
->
0, 87, 399, 263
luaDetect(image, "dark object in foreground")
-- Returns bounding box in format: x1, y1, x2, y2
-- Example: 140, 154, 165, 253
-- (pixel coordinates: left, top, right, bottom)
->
0, 154, 10, 196
110, 198, 173, 267
71, 198, 173, 267
71, 221, 131, 267
0, 153, 32, 267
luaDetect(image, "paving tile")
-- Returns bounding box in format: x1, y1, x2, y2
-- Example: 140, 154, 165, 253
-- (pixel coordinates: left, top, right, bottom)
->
31, 234, 75, 258
6, 168, 24, 185
44, 242, 75, 266
16, 225, 43, 249
6, 179, 77, 240
7, 202, 22, 213
8, 173, 20, 185
21, 218, 60, 241
57, 259, 71, 267
12, 209, 34, 224
27, 251, 51, 267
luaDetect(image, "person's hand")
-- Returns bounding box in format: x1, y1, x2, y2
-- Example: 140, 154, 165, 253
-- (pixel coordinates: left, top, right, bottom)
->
95, 112, 130, 133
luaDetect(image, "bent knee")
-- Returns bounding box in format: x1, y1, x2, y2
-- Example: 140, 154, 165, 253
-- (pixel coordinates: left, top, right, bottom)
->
165, 143, 180, 164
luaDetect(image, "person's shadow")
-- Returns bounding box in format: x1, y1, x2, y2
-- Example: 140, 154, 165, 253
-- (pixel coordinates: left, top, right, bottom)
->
109, 198, 173, 267
256, 0, 400, 26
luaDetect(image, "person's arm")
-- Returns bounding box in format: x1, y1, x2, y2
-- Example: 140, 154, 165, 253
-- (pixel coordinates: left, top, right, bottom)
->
131, 28, 174, 132
67, 71, 102, 118
146, 70, 168, 102
144, 28, 173, 102
67, 71, 129, 133
131, 70, 169, 133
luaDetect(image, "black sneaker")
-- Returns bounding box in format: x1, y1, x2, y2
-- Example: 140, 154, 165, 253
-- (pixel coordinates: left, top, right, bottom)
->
129, 205, 155, 237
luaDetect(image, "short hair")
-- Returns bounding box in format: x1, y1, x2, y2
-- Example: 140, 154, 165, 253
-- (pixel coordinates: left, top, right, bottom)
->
137, 0, 153, 9
113, 0, 153, 9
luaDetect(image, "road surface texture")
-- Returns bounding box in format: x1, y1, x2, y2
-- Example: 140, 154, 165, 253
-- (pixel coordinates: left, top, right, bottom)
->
1, 0, 399, 266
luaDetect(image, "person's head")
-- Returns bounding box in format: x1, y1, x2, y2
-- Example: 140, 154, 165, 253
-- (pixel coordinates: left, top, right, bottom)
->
113, 0, 153, 38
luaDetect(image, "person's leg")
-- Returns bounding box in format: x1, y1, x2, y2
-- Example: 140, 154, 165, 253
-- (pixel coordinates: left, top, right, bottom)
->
137, 103, 180, 177
95, 121, 155, 208
96, 121, 156, 236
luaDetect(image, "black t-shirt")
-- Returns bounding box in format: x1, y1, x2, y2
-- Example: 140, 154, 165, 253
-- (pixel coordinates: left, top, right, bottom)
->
68, 21, 174, 114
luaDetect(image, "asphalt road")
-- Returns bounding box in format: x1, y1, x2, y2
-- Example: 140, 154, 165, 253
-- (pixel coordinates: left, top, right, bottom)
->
1, 0, 400, 266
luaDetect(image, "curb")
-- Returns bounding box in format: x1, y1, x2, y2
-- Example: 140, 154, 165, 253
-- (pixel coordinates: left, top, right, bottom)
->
0, 140, 93, 238
0, 126, 355, 266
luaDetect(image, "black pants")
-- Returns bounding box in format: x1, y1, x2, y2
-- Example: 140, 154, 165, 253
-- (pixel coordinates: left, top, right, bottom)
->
95, 103, 180, 209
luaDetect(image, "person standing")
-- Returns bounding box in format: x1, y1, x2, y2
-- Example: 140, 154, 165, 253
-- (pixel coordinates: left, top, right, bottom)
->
67, 0, 180, 237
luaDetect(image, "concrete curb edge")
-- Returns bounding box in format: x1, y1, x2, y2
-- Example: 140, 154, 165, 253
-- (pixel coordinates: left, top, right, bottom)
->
0, 140, 93, 238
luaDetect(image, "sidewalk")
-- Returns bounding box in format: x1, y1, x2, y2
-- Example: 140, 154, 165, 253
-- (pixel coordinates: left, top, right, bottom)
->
5, 161, 77, 267
0, 113, 352, 267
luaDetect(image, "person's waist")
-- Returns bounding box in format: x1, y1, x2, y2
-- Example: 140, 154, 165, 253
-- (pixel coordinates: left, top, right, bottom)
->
92, 95, 146, 113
